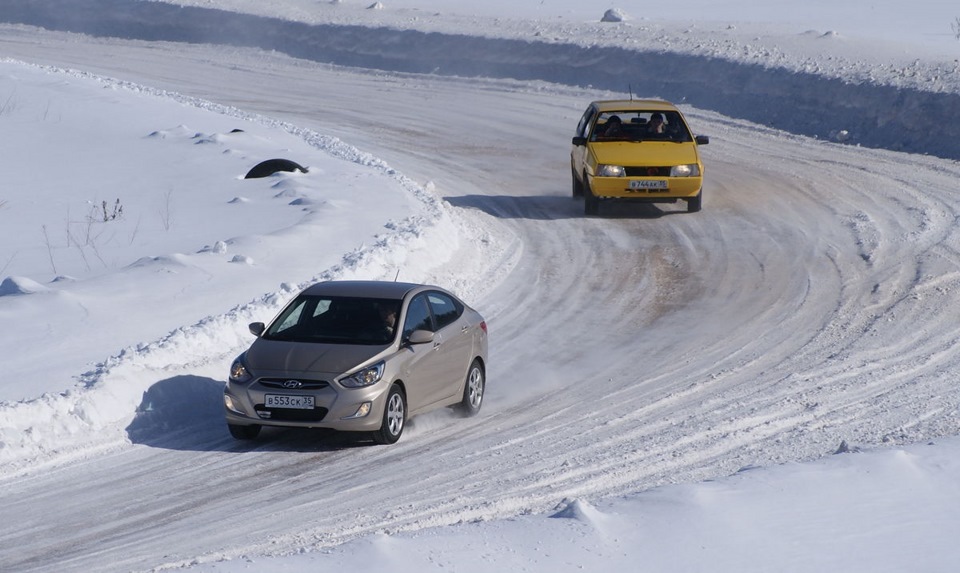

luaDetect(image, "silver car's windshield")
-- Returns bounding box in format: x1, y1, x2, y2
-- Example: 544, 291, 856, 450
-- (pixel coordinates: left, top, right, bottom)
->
264, 295, 401, 345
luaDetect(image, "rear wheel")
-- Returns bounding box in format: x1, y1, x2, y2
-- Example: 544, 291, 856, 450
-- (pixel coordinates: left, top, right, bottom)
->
687, 190, 702, 213
456, 360, 485, 416
228, 423, 261, 440
372, 384, 406, 445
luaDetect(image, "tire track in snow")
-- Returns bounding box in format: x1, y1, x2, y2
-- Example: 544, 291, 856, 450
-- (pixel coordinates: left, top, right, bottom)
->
3, 33, 960, 572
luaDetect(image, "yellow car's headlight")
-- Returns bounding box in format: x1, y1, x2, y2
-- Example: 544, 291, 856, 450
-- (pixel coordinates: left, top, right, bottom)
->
670, 164, 700, 177
596, 164, 625, 177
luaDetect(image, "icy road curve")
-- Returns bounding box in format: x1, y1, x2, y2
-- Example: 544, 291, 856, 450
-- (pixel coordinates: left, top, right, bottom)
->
3, 29, 960, 572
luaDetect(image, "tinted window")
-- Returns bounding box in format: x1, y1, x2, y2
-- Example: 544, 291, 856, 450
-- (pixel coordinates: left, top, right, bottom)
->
428, 292, 463, 330
402, 294, 434, 340
265, 295, 399, 344
312, 300, 332, 317
271, 299, 307, 335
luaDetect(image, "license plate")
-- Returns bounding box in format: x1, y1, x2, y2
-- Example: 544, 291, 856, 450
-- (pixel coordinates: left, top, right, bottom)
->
629, 180, 668, 189
265, 394, 315, 409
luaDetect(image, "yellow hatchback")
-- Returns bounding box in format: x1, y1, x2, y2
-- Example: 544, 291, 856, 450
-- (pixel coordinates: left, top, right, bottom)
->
571, 100, 709, 215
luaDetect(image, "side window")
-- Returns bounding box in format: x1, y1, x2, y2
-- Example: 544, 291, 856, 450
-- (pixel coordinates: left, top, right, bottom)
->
402, 294, 434, 340
575, 107, 595, 138
427, 292, 463, 330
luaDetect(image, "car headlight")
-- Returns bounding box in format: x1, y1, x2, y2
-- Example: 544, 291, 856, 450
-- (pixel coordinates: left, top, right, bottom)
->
670, 164, 700, 177
596, 164, 625, 177
229, 355, 253, 383
340, 361, 385, 388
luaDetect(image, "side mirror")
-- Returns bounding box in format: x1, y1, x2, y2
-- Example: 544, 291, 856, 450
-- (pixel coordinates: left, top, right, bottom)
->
571, 136, 587, 146
695, 135, 710, 145
406, 329, 435, 345
249, 322, 265, 337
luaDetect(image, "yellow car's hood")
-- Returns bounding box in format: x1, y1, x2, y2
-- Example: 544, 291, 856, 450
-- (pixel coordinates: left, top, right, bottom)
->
590, 141, 700, 167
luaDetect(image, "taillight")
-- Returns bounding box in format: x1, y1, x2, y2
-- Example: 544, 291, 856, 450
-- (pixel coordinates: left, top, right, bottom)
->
479, 320, 487, 333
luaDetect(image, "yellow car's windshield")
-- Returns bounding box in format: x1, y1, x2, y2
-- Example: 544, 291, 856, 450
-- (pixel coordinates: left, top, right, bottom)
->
591, 110, 693, 143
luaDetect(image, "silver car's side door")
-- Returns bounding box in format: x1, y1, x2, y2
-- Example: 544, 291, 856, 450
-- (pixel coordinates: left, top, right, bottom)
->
399, 292, 470, 412
425, 292, 472, 402
399, 293, 446, 411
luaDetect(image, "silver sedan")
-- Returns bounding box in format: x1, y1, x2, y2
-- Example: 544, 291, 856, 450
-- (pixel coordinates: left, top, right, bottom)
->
224, 280, 488, 444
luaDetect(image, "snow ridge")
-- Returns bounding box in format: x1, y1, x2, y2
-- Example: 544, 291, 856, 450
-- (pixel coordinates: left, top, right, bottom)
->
3, 0, 960, 158
0, 61, 481, 477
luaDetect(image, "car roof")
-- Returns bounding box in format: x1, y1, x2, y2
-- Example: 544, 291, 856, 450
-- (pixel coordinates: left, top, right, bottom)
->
591, 99, 680, 112
300, 280, 428, 299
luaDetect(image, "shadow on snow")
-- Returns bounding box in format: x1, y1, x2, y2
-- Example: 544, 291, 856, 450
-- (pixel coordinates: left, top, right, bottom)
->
444, 194, 690, 220
125, 375, 374, 453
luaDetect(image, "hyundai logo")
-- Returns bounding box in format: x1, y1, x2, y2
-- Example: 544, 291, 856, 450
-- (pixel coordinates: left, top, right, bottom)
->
282, 379, 303, 389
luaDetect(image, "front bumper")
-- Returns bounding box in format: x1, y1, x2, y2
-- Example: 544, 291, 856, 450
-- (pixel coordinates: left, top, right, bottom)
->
223, 378, 390, 432
588, 176, 703, 199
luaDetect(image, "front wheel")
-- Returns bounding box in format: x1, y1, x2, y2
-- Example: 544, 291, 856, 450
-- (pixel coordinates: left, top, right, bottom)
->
456, 360, 485, 416
686, 190, 702, 213
584, 181, 600, 216
571, 167, 583, 198
228, 423, 261, 440
372, 384, 406, 445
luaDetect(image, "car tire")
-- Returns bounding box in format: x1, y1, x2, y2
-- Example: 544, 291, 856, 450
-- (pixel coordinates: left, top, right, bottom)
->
372, 384, 406, 445
456, 360, 485, 417
571, 167, 583, 198
228, 423, 261, 440
687, 190, 702, 213
584, 179, 600, 216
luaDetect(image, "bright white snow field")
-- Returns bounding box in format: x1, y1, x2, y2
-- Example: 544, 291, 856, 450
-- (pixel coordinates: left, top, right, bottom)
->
2, 1, 960, 571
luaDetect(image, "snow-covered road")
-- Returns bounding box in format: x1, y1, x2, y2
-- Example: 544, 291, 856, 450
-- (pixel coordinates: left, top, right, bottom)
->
3, 22, 960, 572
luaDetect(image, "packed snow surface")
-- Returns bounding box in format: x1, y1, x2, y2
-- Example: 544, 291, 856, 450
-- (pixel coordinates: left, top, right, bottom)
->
2, 1, 960, 571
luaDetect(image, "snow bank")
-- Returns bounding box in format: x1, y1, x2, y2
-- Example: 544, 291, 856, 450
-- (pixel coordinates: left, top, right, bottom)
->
4, 0, 960, 158
0, 60, 508, 476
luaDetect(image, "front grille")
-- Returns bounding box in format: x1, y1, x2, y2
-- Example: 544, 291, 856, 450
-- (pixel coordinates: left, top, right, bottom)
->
259, 378, 329, 390
255, 406, 329, 422
625, 166, 670, 177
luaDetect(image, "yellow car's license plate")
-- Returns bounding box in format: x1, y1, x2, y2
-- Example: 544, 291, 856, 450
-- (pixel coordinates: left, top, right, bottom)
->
629, 180, 667, 189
